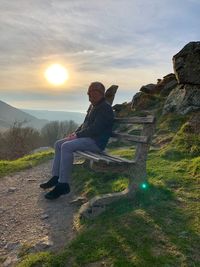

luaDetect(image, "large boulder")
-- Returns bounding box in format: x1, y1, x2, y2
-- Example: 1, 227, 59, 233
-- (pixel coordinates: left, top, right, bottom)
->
139, 74, 178, 96
140, 83, 156, 94
163, 84, 200, 115
131, 92, 159, 111
157, 73, 178, 97
173, 42, 200, 85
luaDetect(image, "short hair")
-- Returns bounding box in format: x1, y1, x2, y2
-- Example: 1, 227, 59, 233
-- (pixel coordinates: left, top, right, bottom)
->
89, 82, 105, 95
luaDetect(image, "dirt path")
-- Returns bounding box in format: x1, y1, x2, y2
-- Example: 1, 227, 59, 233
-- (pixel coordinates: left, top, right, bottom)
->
0, 160, 79, 266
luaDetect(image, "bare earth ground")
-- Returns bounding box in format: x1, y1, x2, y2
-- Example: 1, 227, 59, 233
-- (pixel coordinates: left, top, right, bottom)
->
0, 160, 79, 266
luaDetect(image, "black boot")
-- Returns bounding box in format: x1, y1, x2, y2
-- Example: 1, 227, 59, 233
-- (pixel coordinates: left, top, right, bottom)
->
40, 176, 59, 189
45, 182, 70, 200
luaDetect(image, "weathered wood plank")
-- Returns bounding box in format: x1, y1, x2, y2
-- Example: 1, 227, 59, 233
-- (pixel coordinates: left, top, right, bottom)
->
87, 151, 133, 164
112, 132, 148, 143
102, 153, 136, 164
75, 151, 100, 162
76, 151, 113, 164
105, 85, 118, 105
83, 151, 118, 163
114, 115, 155, 124
75, 150, 135, 164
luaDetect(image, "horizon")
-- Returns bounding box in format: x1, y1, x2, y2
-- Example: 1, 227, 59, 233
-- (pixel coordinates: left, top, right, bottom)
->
0, 0, 200, 112
22, 107, 87, 113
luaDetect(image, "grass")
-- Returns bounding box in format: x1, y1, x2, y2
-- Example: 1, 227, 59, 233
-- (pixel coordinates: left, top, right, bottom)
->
15, 145, 200, 267
0, 150, 54, 178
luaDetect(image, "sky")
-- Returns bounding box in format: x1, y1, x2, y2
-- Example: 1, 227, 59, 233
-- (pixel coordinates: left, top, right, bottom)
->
0, 0, 199, 113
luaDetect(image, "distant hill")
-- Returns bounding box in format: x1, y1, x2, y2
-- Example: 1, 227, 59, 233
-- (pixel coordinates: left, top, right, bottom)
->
0, 100, 48, 131
22, 109, 85, 124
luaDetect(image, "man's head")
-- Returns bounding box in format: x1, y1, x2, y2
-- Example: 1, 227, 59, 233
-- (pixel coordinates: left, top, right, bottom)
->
87, 82, 105, 105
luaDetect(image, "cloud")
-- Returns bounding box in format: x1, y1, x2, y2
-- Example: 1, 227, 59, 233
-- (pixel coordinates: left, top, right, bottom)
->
0, 0, 199, 110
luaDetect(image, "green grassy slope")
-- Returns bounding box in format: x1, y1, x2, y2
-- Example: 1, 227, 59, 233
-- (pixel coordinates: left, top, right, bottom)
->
15, 146, 200, 267
0, 150, 54, 178
1, 110, 199, 267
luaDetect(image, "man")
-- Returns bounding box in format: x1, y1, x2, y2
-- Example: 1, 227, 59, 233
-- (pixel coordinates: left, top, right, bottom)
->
40, 82, 114, 200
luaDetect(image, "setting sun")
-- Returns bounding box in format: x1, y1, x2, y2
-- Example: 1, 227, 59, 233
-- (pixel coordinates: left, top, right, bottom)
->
45, 64, 69, 86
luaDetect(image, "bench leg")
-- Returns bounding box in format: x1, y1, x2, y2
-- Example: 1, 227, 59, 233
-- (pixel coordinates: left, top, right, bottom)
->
79, 163, 147, 219
128, 163, 147, 193
79, 188, 130, 218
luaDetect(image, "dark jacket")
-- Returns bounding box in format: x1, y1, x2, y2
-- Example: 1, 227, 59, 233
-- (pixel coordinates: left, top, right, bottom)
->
75, 98, 114, 150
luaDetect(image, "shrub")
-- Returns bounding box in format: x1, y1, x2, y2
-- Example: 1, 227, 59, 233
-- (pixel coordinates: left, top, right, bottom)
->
0, 121, 43, 160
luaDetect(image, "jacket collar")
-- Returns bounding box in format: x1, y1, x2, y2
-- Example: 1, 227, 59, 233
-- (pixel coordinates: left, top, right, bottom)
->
92, 97, 105, 107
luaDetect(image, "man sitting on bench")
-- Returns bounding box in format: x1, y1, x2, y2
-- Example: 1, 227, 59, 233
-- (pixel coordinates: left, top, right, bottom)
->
40, 82, 114, 200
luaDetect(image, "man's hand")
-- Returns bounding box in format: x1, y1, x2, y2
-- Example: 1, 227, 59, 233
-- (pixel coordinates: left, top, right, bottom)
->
64, 132, 77, 140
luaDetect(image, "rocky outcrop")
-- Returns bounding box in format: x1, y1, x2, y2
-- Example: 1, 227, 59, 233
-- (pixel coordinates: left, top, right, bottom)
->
126, 42, 200, 116
163, 42, 200, 115
163, 84, 200, 115
187, 111, 200, 134
140, 83, 156, 94
157, 73, 178, 97
139, 74, 178, 97
131, 92, 160, 111
173, 42, 200, 85
131, 74, 177, 111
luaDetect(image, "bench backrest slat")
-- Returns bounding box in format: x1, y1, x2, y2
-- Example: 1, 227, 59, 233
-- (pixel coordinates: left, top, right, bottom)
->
105, 85, 118, 105
114, 115, 155, 124
112, 132, 148, 143
112, 114, 156, 164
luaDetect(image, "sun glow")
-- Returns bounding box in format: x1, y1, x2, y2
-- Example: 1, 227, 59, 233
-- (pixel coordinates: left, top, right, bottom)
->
45, 64, 69, 85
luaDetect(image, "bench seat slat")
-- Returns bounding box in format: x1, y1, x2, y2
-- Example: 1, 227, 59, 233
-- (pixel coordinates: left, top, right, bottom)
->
76, 151, 114, 164
114, 115, 155, 124
112, 132, 148, 143
75, 151, 101, 162
76, 151, 135, 164
87, 151, 125, 163
83, 151, 118, 164
102, 152, 135, 164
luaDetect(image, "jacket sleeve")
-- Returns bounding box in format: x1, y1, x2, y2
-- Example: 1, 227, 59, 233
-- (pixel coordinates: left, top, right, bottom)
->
75, 124, 83, 133
75, 104, 92, 133
76, 105, 114, 138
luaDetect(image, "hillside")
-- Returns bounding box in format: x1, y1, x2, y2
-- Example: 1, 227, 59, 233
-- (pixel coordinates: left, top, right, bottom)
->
0, 100, 48, 130
22, 109, 85, 124
0, 42, 199, 267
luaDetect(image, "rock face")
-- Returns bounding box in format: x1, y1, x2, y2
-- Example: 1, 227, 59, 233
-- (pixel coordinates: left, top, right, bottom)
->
173, 42, 200, 85
139, 74, 178, 97
140, 84, 156, 94
187, 111, 200, 134
131, 92, 158, 111
129, 41, 200, 116
157, 73, 178, 97
131, 74, 177, 112
163, 42, 200, 115
163, 84, 200, 114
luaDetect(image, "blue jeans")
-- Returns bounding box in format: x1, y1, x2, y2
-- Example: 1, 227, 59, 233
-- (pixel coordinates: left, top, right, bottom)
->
52, 137, 101, 183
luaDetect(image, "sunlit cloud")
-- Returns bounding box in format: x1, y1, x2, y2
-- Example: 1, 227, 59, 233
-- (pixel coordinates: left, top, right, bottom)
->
0, 0, 199, 111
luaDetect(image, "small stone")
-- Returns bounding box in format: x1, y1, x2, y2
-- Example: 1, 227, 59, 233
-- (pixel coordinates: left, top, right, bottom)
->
8, 187, 16, 193
179, 231, 189, 237
3, 254, 18, 267
4, 242, 20, 251
3, 257, 12, 267
41, 214, 49, 220
30, 237, 53, 252
70, 196, 87, 206
27, 178, 37, 181
0, 206, 5, 214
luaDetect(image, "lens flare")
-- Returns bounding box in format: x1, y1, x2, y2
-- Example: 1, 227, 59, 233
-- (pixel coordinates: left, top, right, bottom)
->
45, 64, 69, 86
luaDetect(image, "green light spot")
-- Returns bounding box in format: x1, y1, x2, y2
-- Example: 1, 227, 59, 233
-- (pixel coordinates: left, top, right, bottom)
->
141, 183, 148, 189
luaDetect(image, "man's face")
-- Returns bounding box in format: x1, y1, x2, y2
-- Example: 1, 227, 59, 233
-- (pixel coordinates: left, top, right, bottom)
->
87, 85, 104, 105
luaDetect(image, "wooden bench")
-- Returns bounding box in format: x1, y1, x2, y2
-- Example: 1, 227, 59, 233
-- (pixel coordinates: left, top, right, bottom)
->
74, 86, 156, 218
